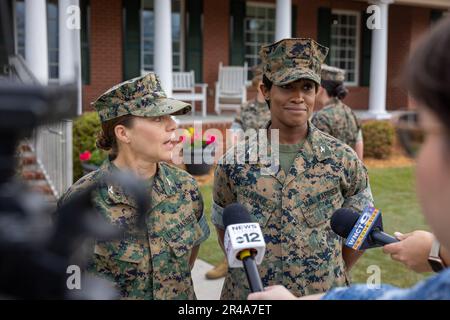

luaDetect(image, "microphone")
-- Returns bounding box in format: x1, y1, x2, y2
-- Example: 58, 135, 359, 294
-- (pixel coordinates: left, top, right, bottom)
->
223, 203, 265, 293
330, 206, 398, 250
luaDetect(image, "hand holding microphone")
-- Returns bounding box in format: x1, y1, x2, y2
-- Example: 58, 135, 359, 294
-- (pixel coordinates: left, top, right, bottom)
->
223, 203, 265, 292
331, 207, 450, 273
330, 206, 398, 250
383, 230, 436, 273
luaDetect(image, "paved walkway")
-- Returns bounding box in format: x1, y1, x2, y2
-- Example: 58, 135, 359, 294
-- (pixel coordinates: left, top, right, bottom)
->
191, 259, 225, 300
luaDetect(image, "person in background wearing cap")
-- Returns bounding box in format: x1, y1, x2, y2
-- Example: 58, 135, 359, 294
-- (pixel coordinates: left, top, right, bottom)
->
231, 64, 271, 133
248, 18, 450, 300
212, 38, 373, 300
57, 72, 210, 300
205, 64, 270, 280
312, 65, 364, 160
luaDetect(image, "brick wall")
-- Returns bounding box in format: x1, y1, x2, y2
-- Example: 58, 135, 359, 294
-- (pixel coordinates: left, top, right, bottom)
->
386, 5, 411, 111
80, 0, 434, 114
406, 6, 432, 109
386, 5, 430, 110
82, 0, 123, 112
203, 0, 230, 114
294, 1, 432, 111
410, 6, 432, 49
297, 0, 319, 39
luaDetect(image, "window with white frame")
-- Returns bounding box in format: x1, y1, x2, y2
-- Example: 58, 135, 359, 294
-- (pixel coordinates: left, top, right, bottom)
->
244, 2, 275, 79
330, 10, 360, 86
14, 0, 59, 81
141, 0, 184, 72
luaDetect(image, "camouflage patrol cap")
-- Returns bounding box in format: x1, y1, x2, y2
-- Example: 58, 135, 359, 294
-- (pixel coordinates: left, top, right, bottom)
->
92, 72, 191, 122
321, 64, 346, 82
259, 38, 329, 86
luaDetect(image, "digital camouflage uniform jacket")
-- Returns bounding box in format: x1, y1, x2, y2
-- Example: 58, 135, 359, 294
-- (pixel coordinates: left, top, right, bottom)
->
58, 159, 210, 300
234, 99, 271, 131
212, 122, 373, 300
311, 98, 362, 149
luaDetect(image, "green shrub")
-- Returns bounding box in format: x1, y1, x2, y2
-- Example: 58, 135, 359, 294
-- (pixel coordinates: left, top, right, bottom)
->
73, 112, 108, 182
362, 120, 395, 159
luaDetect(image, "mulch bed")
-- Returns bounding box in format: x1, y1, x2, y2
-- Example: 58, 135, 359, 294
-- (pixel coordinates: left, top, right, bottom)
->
364, 154, 414, 169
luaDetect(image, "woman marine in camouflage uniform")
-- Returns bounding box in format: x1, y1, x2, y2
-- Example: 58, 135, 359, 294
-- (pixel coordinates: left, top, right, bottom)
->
58, 73, 210, 299
312, 65, 364, 159
212, 39, 373, 299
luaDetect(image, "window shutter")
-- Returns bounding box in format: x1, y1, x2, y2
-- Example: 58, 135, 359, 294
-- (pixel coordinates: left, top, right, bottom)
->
317, 7, 331, 65
291, 4, 297, 37
0, 0, 14, 68
186, 0, 203, 81
80, 0, 90, 84
123, 0, 141, 80
230, 0, 245, 66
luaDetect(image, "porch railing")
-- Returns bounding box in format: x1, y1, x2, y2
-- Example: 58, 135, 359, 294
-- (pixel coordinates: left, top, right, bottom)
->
34, 121, 73, 198
8, 54, 73, 199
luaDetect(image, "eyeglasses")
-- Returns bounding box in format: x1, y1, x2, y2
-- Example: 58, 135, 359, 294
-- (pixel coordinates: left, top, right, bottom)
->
396, 112, 424, 158
396, 111, 447, 158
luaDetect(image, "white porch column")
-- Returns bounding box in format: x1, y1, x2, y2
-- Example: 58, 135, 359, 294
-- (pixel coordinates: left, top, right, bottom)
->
25, 0, 48, 85
59, 0, 82, 114
368, 0, 393, 119
154, 0, 173, 96
275, 0, 291, 41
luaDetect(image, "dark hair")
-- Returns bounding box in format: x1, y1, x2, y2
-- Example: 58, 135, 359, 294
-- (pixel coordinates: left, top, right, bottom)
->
96, 115, 135, 159
262, 75, 273, 108
262, 74, 273, 90
321, 79, 348, 100
405, 17, 450, 136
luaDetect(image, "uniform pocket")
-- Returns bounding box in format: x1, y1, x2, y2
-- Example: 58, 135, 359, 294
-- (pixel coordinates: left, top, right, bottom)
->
94, 239, 145, 263
238, 188, 278, 228
91, 239, 146, 296
298, 187, 343, 228
162, 214, 202, 257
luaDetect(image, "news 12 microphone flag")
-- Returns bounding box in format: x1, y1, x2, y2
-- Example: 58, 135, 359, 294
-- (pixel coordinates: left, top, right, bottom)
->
223, 218, 266, 268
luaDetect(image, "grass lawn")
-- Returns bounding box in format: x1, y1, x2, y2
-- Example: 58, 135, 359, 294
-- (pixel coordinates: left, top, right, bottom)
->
198, 166, 433, 288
